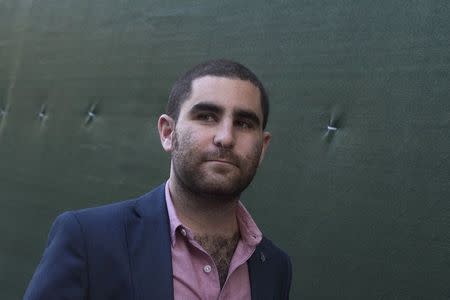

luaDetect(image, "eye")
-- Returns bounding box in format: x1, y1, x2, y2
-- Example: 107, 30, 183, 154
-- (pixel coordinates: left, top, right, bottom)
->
235, 120, 253, 129
197, 113, 216, 122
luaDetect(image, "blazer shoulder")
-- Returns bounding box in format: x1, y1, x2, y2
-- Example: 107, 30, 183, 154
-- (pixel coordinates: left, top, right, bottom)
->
73, 184, 165, 220
62, 183, 166, 234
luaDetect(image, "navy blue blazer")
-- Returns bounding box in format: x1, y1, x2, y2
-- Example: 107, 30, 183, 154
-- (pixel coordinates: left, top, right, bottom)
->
24, 184, 292, 300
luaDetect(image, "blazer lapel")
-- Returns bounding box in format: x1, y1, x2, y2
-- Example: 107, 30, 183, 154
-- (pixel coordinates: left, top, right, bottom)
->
126, 184, 174, 300
248, 238, 276, 300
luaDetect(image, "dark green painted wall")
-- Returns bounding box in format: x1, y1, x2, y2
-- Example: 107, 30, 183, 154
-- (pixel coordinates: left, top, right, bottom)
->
1, 0, 449, 299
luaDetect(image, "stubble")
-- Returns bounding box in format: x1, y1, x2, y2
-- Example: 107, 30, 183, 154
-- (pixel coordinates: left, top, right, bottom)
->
171, 128, 262, 200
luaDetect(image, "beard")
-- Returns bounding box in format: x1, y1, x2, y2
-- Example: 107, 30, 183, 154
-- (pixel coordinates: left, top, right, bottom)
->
171, 128, 262, 200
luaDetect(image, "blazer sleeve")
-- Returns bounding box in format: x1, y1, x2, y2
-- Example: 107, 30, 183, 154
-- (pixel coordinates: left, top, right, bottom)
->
23, 212, 88, 300
284, 254, 293, 299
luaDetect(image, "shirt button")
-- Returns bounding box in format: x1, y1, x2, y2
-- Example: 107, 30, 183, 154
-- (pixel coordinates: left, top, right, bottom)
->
180, 228, 187, 237
203, 265, 212, 273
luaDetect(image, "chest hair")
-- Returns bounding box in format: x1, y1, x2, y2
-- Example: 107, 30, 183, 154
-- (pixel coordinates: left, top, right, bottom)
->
195, 232, 240, 288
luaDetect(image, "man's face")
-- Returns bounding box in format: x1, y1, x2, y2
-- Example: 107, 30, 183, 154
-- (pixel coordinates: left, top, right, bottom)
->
160, 75, 271, 199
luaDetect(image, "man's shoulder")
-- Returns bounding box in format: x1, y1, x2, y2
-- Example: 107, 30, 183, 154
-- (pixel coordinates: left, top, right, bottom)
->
58, 183, 166, 229
72, 197, 136, 224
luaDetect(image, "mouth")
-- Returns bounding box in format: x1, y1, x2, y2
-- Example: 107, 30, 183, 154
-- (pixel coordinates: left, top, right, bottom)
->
204, 150, 240, 168
207, 159, 237, 167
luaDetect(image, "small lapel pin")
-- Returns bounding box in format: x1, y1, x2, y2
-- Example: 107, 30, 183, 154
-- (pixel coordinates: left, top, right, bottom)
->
260, 251, 266, 262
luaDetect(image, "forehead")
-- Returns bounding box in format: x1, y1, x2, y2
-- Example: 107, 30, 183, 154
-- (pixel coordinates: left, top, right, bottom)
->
180, 76, 263, 116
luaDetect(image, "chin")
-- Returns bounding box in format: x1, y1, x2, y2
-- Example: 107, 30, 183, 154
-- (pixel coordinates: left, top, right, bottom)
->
193, 175, 251, 199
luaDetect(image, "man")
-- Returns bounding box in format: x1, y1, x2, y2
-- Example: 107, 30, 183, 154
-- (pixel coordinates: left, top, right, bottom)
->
24, 59, 292, 300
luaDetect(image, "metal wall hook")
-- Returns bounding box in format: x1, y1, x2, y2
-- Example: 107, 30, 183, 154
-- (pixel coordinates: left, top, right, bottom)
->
322, 109, 344, 143
85, 104, 98, 125
38, 105, 48, 121
85, 111, 96, 123
327, 104, 346, 133
327, 125, 337, 131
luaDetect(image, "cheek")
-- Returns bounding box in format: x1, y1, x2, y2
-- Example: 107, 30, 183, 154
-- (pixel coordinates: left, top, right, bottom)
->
185, 127, 213, 146
174, 127, 203, 154
240, 137, 263, 160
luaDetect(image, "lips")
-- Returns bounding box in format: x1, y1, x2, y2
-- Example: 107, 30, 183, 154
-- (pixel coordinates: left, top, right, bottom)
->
208, 159, 237, 166
204, 154, 239, 167
203, 149, 240, 168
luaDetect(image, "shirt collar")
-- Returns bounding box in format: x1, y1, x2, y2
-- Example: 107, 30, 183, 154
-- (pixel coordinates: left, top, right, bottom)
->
164, 180, 262, 247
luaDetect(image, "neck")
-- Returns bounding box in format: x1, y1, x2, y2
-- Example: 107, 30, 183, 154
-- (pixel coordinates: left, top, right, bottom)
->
168, 175, 239, 238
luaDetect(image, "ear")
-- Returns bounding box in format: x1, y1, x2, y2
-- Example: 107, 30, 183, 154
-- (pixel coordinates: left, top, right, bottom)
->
258, 131, 272, 165
158, 114, 176, 152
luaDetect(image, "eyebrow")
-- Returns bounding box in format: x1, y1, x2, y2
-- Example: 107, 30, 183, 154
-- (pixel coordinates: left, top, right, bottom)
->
189, 102, 223, 115
189, 101, 262, 127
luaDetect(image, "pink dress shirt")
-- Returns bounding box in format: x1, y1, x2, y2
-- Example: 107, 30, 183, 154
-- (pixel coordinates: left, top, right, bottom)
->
165, 182, 263, 300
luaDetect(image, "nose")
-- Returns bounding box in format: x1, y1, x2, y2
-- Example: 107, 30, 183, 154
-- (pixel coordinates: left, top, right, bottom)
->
213, 120, 235, 149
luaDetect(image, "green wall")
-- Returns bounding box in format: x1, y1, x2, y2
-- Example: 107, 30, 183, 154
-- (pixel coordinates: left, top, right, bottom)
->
1, 0, 449, 299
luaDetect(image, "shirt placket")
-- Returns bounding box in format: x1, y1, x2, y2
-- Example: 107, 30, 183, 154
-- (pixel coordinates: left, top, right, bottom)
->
181, 226, 222, 300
